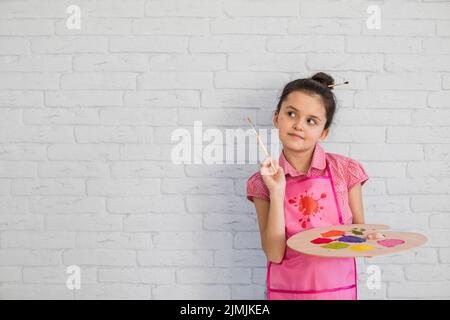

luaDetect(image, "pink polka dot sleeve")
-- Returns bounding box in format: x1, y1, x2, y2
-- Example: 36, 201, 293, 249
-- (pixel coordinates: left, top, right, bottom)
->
247, 172, 270, 203
346, 158, 369, 191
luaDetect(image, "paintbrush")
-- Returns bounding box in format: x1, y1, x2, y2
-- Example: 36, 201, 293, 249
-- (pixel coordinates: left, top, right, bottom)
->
245, 117, 277, 174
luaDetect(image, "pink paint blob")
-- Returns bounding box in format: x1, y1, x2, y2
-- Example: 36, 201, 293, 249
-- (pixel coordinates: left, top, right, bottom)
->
377, 239, 405, 248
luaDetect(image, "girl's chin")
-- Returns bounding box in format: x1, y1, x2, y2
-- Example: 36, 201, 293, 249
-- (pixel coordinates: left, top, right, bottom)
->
281, 138, 310, 150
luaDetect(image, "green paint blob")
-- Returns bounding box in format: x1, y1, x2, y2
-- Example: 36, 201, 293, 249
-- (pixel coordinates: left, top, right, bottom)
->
320, 242, 350, 250
351, 228, 365, 235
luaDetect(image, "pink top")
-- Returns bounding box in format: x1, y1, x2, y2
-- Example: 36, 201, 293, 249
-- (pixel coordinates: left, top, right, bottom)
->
247, 143, 369, 224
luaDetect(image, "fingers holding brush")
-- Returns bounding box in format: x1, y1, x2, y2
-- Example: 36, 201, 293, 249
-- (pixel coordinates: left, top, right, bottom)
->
260, 157, 286, 195
260, 156, 277, 176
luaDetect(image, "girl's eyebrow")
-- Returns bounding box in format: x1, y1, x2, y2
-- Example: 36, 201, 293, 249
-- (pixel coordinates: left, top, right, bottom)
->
285, 105, 321, 120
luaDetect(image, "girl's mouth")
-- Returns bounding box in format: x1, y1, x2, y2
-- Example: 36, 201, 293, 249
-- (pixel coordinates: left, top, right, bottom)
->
288, 133, 304, 140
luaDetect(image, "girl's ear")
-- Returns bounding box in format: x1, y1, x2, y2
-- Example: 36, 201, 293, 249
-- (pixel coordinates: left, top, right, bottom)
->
273, 111, 279, 128
319, 128, 329, 141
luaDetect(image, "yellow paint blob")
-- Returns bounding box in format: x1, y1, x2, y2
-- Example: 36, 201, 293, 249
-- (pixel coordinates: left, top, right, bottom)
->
350, 245, 375, 251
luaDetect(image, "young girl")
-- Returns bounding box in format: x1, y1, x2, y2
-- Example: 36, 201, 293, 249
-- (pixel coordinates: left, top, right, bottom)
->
246, 72, 369, 300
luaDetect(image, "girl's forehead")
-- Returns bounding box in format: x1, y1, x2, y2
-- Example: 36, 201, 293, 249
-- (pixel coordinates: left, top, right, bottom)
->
283, 91, 326, 116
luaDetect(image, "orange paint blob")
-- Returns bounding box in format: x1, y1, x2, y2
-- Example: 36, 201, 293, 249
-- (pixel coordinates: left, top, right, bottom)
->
321, 230, 345, 237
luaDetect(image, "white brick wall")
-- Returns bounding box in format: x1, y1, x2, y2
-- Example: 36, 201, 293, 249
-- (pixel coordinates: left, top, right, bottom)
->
0, 0, 449, 300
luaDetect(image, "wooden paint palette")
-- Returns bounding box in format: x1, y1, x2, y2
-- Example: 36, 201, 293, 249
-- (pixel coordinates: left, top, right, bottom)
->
286, 224, 428, 258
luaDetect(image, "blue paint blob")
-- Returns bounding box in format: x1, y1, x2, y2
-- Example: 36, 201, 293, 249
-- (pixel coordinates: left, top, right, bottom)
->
337, 235, 366, 243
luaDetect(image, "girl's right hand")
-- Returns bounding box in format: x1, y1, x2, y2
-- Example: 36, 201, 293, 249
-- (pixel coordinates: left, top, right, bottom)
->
260, 156, 286, 197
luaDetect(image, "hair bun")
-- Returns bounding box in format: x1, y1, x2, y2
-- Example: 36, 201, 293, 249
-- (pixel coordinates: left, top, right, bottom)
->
311, 72, 335, 89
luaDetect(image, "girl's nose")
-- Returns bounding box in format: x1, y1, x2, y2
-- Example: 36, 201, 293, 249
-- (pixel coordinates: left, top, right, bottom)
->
293, 121, 304, 131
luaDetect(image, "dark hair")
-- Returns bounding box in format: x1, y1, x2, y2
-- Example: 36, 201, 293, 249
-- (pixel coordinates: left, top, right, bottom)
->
275, 72, 337, 130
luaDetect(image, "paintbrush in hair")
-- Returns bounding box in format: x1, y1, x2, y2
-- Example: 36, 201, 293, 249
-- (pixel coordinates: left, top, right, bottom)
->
328, 80, 349, 88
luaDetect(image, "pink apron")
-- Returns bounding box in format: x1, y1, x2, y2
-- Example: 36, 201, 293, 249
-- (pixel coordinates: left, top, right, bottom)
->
266, 159, 357, 300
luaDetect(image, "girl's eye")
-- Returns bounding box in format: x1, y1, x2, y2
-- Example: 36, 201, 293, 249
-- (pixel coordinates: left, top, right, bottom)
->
287, 111, 296, 118
307, 119, 316, 125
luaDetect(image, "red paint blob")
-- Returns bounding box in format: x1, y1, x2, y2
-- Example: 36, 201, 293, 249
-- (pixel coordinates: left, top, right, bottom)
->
310, 237, 335, 244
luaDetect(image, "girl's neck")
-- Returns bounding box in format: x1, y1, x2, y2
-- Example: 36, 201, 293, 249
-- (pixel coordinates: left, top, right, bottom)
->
282, 144, 316, 174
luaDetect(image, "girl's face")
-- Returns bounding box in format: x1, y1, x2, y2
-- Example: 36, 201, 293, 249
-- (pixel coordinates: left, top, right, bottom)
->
274, 91, 329, 152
